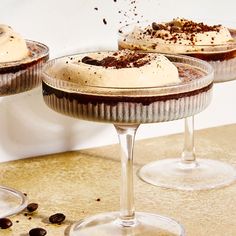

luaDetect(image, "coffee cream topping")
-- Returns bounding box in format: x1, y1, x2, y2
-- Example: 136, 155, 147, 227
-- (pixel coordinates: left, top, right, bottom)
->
120, 18, 234, 53
0, 24, 29, 63
47, 50, 180, 88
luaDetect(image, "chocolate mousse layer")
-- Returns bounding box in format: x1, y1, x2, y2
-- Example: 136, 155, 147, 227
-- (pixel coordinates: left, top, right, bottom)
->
43, 81, 212, 105
186, 50, 236, 61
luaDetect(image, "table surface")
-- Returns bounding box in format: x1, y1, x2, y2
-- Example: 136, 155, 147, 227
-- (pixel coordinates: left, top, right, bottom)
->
0, 124, 236, 236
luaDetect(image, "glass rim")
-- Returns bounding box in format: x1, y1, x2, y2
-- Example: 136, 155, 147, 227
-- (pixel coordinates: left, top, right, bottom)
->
0, 39, 49, 69
42, 51, 214, 97
118, 20, 236, 49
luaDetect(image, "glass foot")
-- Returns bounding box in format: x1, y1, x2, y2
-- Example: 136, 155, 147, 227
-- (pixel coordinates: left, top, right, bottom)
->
0, 185, 28, 218
138, 158, 236, 191
69, 212, 184, 236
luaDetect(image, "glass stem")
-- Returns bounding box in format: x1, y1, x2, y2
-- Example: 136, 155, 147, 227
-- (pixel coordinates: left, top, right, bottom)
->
181, 116, 197, 167
114, 124, 139, 227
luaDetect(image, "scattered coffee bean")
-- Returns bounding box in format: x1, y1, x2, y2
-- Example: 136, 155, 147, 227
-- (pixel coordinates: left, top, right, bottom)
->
0, 218, 13, 229
29, 228, 47, 236
27, 203, 39, 212
24, 213, 28, 216
96, 198, 101, 201
49, 213, 66, 224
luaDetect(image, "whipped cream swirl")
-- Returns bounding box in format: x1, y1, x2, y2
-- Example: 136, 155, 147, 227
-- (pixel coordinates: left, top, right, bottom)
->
120, 18, 234, 53
47, 50, 180, 88
0, 24, 29, 63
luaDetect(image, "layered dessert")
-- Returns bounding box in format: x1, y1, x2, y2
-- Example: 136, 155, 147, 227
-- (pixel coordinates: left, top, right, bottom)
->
119, 18, 236, 82
0, 24, 49, 95
42, 50, 213, 124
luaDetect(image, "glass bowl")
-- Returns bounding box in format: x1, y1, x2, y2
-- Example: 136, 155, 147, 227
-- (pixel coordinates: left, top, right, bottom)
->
118, 20, 236, 190
41, 51, 213, 236
42, 53, 213, 124
0, 39, 49, 217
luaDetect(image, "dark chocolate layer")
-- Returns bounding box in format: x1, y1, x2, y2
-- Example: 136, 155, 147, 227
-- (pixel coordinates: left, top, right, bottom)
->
43, 81, 212, 107
186, 49, 236, 61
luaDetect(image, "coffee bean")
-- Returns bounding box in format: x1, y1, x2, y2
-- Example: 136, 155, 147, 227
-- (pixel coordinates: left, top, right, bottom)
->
27, 203, 38, 212
49, 213, 66, 224
29, 228, 47, 236
0, 218, 13, 229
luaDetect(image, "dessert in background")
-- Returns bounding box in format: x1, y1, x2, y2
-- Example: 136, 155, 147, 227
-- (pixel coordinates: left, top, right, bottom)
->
119, 18, 233, 53
119, 19, 236, 191
119, 18, 236, 82
0, 24, 49, 96
0, 24, 49, 218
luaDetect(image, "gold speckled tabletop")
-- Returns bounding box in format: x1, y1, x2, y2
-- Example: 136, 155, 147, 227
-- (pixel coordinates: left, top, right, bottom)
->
0, 124, 236, 236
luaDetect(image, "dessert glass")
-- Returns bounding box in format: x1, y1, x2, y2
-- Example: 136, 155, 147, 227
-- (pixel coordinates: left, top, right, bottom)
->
119, 21, 236, 190
42, 52, 213, 236
0, 40, 49, 217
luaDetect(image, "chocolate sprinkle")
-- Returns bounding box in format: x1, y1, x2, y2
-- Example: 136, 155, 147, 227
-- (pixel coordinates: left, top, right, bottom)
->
134, 18, 225, 46
103, 18, 107, 25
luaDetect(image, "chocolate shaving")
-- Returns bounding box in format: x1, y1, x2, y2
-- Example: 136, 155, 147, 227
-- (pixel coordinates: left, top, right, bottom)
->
103, 18, 107, 25
82, 56, 102, 66
151, 19, 221, 34
152, 22, 166, 31
82, 52, 150, 69
144, 19, 224, 45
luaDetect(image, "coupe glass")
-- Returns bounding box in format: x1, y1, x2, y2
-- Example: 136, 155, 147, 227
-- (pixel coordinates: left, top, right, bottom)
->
0, 40, 49, 217
119, 21, 236, 190
42, 52, 213, 236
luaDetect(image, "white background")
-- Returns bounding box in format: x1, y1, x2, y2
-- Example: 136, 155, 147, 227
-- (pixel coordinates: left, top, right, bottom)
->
0, 0, 236, 162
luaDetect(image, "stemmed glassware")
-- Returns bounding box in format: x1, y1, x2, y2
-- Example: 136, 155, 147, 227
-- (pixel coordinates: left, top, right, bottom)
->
0, 40, 49, 217
118, 21, 236, 190
42, 51, 213, 235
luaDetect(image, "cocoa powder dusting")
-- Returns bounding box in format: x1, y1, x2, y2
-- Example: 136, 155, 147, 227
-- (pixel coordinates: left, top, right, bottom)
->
94, 0, 142, 26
